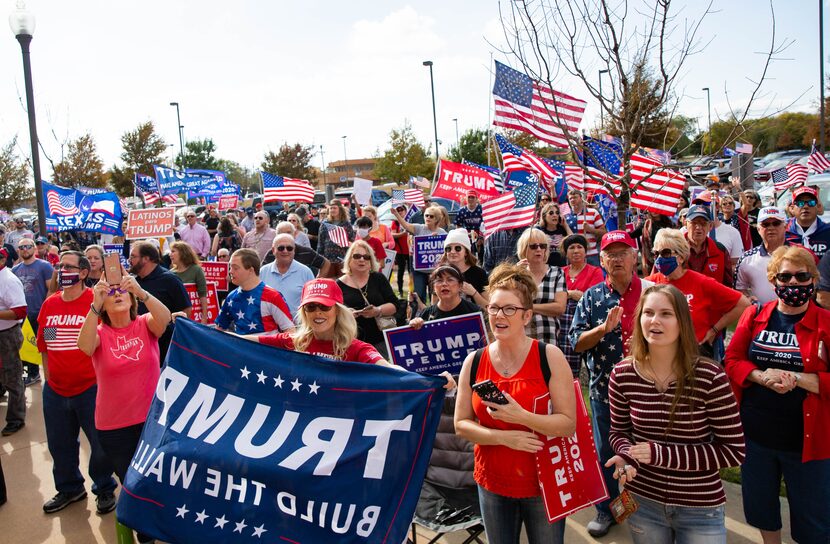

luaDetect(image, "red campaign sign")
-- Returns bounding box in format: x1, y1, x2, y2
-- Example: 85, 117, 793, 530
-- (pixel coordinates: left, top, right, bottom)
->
201, 261, 230, 291
218, 195, 238, 211
432, 159, 501, 203
184, 282, 220, 324
125, 208, 176, 239
533, 380, 609, 523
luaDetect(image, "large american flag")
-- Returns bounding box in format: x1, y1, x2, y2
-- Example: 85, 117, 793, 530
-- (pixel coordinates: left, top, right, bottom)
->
492, 61, 586, 148
463, 159, 504, 192
46, 190, 79, 216
482, 182, 538, 235
495, 134, 558, 180
392, 189, 426, 208
325, 224, 351, 248
772, 164, 809, 191
580, 137, 622, 196
628, 154, 686, 216
807, 143, 830, 174
261, 172, 315, 203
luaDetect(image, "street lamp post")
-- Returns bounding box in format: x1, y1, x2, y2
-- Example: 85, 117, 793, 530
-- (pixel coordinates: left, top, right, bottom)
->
598, 69, 609, 128
452, 118, 459, 151
820, 0, 826, 152
9, 1, 45, 236
319, 145, 327, 186
170, 102, 185, 169
702, 87, 711, 154
423, 60, 439, 161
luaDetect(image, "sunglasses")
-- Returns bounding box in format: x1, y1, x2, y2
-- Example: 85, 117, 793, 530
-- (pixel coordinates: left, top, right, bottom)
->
186, 215, 196, 218
18, 244, 34, 249
304, 302, 333, 312
351, 254, 372, 261
275, 245, 295, 252
775, 272, 812, 283
795, 199, 817, 208
546, 211, 559, 215
652, 248, 674, 259
444, 245, 465, 253
759, 220, 783, 228
255, 216, 267, 220
107, 287, 128, 296
528, 243, 547, 250
396, 207, 406, 212
424, 214, 435, 219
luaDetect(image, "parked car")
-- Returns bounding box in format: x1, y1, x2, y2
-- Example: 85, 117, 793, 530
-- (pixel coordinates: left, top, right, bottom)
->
686, 157, 732, 181
758, 149, 807, 167
754, 158, 798, 183
773, 173, 830, 222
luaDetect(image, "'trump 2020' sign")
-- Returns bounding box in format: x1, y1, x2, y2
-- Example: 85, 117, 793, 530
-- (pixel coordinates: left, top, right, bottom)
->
116, 320, 445, 544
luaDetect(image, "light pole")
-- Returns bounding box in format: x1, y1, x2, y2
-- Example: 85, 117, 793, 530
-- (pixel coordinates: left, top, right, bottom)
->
702, 87, 711, 154
341, 135, 348, 185
170, 102, 185, 169
423, 60, 439, 161
319, 145, 327, 186
452, 118, 459, 151
820, 0, 826, 152
598, 69, 609, 128
9, 1, 45, 236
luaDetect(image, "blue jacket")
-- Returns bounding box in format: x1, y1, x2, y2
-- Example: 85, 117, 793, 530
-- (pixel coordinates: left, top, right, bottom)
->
785, 217, 830, 260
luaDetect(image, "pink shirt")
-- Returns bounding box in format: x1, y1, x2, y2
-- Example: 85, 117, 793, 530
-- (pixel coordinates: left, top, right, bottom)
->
92, 314, 161, 430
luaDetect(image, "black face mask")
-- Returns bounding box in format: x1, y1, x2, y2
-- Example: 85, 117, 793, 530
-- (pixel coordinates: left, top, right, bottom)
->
774, 284, 814, 307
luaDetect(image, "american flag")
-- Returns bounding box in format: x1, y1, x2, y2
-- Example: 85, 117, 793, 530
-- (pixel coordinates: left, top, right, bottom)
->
261, 172, 315, 203
580, 137, 622, 196
481, 182, 538, 235
409, 176, 432, 189
137, 188, 177, 205
629, 154, 685, 216
495, 134, 558, 180
325, 223, 351, 248
492, 61, 586, 148
463, 159, 504, 192
46, 190, 79, 216
735, 142, 753, 154
807, 142, 830, 174
772, 164, 809, 191
42, 326, 82, 352
392, 189, 426, 208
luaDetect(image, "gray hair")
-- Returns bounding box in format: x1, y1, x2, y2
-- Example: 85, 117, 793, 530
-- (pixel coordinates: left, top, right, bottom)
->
276, 221, 295, 235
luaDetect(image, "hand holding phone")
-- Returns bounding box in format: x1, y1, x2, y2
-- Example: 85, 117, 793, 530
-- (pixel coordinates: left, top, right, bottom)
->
104, 253, 124, 285
472, 380, 509, 405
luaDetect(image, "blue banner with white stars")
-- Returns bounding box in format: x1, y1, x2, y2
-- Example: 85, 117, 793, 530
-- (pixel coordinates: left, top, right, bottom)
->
116, 319, 446, 544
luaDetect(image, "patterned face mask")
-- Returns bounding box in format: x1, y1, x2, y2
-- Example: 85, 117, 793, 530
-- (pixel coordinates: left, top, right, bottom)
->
774, 284, 814, 307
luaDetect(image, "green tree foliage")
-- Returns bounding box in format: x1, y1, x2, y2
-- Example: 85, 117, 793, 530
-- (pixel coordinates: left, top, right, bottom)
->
0, 138, 34, 212
177, 138, 222, 170
374, 121, 436, 182
218, 160, 260, 195
261, 143, 317, 181
706, 112, 819, 157
109, 121, 167, 197
670, 115, 701, 157
447, 128, 490, 165
52, 133, 106, 188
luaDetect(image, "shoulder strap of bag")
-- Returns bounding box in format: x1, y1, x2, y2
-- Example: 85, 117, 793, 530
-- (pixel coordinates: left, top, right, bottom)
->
469, 348, 484, 389
537, 341, 552, 384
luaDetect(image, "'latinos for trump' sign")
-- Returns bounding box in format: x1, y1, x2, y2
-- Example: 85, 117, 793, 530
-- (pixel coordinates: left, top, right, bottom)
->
412, 234, 447, 272
125, 208, 176, 239
383, 312, 487, 375
116, 319, 446, 544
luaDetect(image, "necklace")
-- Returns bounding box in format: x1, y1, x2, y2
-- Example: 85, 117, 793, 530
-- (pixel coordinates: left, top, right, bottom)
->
491, 339, 530, 377
639, 360, 675, 393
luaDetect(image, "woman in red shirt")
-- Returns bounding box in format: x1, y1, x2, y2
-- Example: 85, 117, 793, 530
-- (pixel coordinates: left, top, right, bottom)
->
454, 263, 576, 544
560, 235, 604, 376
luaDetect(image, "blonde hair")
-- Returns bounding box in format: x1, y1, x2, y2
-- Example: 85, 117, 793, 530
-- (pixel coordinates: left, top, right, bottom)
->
488, 262, 538, 308
629, 285, 701, 430
516, 227, 550, 261
362, 206, 377, 220
767, 246, 819, 285
292, 303, 357, 361
343, 240, 379, 274
425, 205, 450, 230
653, 228, 690, 262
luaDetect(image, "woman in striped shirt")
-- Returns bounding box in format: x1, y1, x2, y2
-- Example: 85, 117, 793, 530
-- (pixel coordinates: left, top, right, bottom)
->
606, 284, 745, 544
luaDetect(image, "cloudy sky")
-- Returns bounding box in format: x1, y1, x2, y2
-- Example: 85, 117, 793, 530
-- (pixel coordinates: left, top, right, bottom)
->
0, 0, 823, 178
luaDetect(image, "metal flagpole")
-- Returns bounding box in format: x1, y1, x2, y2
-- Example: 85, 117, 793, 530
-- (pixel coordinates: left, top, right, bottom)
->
487, 52, 494, 166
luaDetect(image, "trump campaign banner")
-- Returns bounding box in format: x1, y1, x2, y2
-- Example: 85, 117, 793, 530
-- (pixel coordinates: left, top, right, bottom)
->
42, 182, 124, 235
125, 208, 176, 239
533, 380, 608, 523
383, 312, 487, 375
201, 261, 230, 291
154, 165, 221, 196
218, 195, 239, 211
412, 234, 447, 272
184, 282, 220, 323
432, 159, 501, 202
116, 319, 446, 544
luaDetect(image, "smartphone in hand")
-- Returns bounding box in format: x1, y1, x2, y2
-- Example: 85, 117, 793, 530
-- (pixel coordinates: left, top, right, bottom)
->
104, 253, 124, 285
472, 380, 509, 405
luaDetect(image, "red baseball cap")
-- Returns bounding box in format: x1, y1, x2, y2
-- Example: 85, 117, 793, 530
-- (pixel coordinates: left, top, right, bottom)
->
466, 189, 478, 197
300, 279, 343, 307
600, 230, 637, 251
792, 186, 818, 201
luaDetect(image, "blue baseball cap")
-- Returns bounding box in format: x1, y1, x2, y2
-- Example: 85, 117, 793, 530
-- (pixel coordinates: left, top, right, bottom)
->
686, 204, 712, 222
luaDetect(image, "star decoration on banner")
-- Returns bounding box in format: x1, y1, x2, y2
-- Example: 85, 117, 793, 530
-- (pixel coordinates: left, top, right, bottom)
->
194, 510, 208, 524
252, 524, 268, 537
291, 378, 302, 391
176, 504, 189, 518
256, 371, 267, 384
274, 375, 284, 388
236, 310, 244, 319
240, 367, 250, 379
214, 515, 228, 529
309, 381, 320, 394
248, 322, 258, 330
247, 296, 255, 305
234, 366, 321, 395
234, 519, 248, 533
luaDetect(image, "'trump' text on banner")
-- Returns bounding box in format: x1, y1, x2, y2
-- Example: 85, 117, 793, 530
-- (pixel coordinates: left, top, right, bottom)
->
412, 234, 447, 272
125, 208, 176, 239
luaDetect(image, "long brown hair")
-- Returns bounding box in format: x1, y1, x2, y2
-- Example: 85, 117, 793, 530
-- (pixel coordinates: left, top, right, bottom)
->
629, 284, 700, 430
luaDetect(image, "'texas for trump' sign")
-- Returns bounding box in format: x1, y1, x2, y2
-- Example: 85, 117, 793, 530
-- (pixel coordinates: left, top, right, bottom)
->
116, 320, 445, 544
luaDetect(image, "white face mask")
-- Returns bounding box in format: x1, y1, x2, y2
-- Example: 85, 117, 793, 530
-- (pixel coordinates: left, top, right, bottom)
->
357, 228, 370, 239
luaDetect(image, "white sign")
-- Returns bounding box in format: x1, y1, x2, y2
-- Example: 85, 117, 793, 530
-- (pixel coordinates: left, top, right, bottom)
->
382, 249, 396, 279
353, 177, 373, 206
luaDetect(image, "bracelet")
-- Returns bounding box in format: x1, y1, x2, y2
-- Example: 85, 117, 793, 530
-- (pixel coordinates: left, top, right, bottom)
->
795, 373, 801, 383
139, 292, 150, 303
89, 304, 101, 316
710, 325, 720, 335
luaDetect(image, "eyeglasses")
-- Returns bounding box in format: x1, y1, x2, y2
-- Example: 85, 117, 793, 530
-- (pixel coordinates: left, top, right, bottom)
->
255, 216, 266, 220
759, 220, 783, 228
304, 302, 334, 312
186, 215, 196, 218
424, 214, 435, 219
444, 245, 465, 253
795, 199, 818, 208
18, 244, 34, 249
351, 254, 372, 261
603, 251, 631, 261
528, 243, 547, 250
744, 195, 757, 200
652, 248, 674, 259
546, 211, 559, 215
395, 207, 406, 212
775, 272, 812, 283
107, 287, 128, 296
486, 304, 528, 317
55, 264, 81, 271
275, 246, 295, 252
433, 277, 460, 285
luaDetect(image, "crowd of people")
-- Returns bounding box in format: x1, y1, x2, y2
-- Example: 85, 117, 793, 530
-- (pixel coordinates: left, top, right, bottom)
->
0, 176, 828, 544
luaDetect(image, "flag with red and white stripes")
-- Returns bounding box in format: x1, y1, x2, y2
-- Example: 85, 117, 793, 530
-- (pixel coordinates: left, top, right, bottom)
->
46, 190, 79, 216
492, 61, 586, 148
138, 188, 177, 206
807, 143, 830, 174
392, 189, 426, 208
261, 171, 315, 203
481, 183, 538, 235
772, 164, 809, 191
628, 154, 685, 216
495, 134, 558, 180
325, 224, 351, 248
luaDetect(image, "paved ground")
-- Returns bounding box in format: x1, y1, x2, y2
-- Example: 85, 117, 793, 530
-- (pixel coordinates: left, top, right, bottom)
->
1, 382, 791, 543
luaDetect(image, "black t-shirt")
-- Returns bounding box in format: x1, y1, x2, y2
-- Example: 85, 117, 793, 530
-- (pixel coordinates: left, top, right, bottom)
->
462, 266, 488, 295
305, 218, 321, 250
419, 298, 481, 321
337, 272, 399, 345
136, 265, 192, 363
742, 308, 807, 451
205, 217, 220, 232
540, 226, 568, 267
